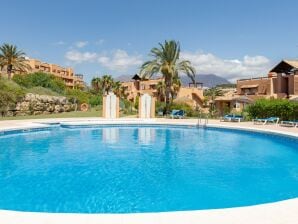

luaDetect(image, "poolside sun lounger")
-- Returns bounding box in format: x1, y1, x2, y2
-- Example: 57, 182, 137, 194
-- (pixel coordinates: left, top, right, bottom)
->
280, 120, 298, 128
170, 110, 185, 119
220, 114, 244, 122
253, 117, 279, 125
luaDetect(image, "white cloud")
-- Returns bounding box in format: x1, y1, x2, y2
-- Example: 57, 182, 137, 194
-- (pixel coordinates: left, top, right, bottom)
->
52, 41, 66, 45
65, 49, 143, 72
75, 41, 88, 48
65, 50, 97, 63
97, 50, 143, 72
180, 52, 271, 82
95, 39, 105, 45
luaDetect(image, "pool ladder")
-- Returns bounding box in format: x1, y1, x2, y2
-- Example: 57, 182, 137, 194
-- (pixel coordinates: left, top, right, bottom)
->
197, 113, 208, 127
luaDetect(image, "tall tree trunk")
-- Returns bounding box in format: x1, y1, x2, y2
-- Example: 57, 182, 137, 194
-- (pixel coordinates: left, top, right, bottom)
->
7, 64, 12, 80
7, 71, 11, 80
165, 80, 171, 114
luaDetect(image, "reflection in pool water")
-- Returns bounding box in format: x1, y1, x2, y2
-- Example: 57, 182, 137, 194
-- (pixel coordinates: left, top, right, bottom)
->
0, 125, 297, 213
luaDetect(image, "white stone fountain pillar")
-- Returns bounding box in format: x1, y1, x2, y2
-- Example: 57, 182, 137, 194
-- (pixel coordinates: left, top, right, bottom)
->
103, 92, 119, 118
138, 93, 155, 118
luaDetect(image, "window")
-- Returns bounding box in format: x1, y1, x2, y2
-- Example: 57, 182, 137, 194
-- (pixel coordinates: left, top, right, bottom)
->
234, 102, 240, 109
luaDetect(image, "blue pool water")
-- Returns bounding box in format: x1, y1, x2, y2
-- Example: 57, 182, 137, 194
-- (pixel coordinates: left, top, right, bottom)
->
0, 125, 297, 213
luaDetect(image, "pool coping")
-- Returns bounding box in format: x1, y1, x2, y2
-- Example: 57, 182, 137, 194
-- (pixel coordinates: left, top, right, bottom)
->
0, 118, 298, 224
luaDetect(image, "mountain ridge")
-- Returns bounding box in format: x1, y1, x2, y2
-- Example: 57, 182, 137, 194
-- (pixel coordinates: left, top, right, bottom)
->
115, 74, 231, 88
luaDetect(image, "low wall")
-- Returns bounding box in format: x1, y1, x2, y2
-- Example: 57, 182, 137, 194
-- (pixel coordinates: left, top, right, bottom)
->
6, 93, 77, 116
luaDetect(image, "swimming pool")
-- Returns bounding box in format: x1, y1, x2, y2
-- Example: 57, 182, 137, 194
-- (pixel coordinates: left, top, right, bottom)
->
0, 124, 297, 213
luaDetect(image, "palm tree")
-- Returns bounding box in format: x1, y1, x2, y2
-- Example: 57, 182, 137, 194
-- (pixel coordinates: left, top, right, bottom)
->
100, 75, 114, 95
140, 40, 196, 113
91, 77, 101, 93
156, 81, 166, 102
113, 81, 126, 98
171, 76, 181, 101
0, 43, 31, 79
204, 87, 224, 115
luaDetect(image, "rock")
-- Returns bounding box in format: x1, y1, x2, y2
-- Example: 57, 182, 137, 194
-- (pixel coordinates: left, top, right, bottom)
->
25, 93, 36, 101
12, 93, 76, 117
63, 104, 72, 112
54, 105, 64, 113
33, 111, 43, 115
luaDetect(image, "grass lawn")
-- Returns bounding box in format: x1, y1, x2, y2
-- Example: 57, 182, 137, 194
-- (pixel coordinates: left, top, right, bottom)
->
0, 109, 102, 120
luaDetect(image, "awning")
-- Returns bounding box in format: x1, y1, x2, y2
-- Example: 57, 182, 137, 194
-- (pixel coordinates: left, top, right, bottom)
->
240, 84, 258, 89
232, 96, 254, 103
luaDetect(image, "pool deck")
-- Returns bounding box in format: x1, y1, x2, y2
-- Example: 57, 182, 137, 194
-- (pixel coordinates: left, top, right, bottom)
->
0, 117, 297, 224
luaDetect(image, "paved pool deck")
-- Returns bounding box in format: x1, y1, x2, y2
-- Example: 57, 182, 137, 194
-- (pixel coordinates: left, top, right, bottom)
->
0, 117, 297, 224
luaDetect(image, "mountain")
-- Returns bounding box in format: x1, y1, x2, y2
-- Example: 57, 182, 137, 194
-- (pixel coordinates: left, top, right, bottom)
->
115, 74, 231, 88
180, 74, 231, 88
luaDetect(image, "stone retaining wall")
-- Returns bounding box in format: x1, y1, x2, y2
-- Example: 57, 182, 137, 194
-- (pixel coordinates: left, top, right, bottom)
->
9, 93, 76, 116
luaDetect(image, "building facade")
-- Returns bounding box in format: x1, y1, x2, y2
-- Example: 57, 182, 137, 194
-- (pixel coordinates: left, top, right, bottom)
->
237, 60, 298, 100
214, 60, 298, 116
121, 75, 205, 110
27, 59, 85, 89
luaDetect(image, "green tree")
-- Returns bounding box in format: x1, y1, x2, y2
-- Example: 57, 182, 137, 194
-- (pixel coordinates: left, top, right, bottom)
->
91, 77, 101, 93
0, 43, 31, 79
140, 40, 196, 113
101, 75, 114, 95
112, 81, 127, 98
156, 81, 166, 102
204, 87, 224, 115
171, 76, 182, 101
13, 72, 66, 94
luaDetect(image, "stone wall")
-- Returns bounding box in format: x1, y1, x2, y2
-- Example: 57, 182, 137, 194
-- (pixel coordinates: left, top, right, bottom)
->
10, 93, 76, 116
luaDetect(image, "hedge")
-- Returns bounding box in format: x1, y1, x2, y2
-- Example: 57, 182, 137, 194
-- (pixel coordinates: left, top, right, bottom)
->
246, 99, 298, 120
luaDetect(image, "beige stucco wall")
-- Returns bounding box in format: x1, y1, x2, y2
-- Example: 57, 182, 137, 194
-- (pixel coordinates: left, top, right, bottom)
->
237, 78, 271, 95
176, 87, 204, 108
20, 59, 83, 89
294, 75, 298, 95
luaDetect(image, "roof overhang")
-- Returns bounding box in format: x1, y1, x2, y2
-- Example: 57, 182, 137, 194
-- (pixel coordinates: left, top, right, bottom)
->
240, 84, 259, 88
270, 60, 298, 73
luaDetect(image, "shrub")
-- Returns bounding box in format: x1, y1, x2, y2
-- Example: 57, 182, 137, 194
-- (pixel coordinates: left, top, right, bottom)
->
66, 89, 91, 104
89, 95, 102, 106
13, 72, 66, 94
134, 95, 139, 110
26, 86, 61, 96
0, 78, 25, 115
156, 101, 166, 113
169, 102, 199, 117
120, 99, 136, 115
246, 99, 298, 120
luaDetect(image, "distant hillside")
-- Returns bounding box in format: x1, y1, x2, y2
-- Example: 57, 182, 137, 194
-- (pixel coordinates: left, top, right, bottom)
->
115, 74, 231, 88
180, 74, 230, 88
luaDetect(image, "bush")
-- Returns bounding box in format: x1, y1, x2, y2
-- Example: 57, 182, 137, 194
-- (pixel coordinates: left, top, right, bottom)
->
120, 99, 136, 115
169, 102, 199, 117
66, 89, 91, 104
13, 72, 66, 94
89, 94, 102, 106
0, 78, 25, 115
246, 99, 298, 120
156, 101, 166, 113
26, 86, 61, 96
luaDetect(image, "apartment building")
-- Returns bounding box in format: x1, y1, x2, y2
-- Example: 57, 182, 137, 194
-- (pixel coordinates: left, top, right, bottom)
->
27, 59, 85, 89
214, 60, 298, 115
121, 74, 205, 109
121, 75, 163, 100
237, 60, 298, 99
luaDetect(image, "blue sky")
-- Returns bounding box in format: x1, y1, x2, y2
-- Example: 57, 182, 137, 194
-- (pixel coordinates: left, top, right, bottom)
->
1, 0, 297, 83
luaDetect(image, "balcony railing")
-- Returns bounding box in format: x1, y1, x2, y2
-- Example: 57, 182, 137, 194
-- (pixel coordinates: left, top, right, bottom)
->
238, 76, 269, 82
